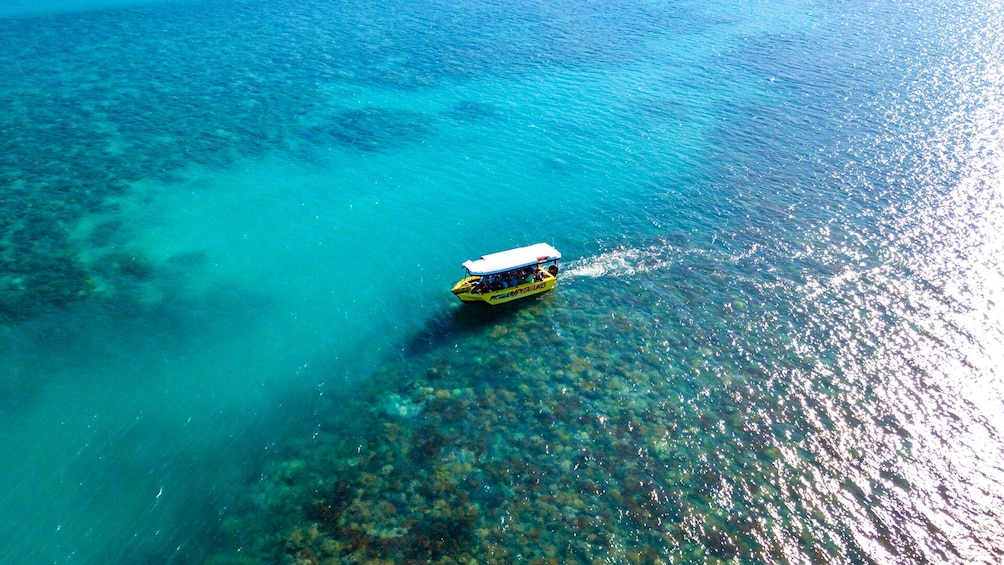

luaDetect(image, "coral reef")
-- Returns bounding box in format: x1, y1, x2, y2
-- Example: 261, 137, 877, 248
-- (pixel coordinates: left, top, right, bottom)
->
211, 271, 818, 563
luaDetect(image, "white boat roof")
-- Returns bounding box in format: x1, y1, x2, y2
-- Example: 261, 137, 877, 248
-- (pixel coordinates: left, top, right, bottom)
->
462, 243, 561, 275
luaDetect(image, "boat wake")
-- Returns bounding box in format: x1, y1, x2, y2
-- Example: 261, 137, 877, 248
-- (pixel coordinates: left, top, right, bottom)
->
562, 243, 687, 279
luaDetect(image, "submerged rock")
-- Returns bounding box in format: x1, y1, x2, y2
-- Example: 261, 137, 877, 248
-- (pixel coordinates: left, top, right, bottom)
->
381, 393, 425, 418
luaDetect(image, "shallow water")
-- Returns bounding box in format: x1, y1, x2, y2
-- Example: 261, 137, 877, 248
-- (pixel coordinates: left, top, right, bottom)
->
1, 0, 1002, 562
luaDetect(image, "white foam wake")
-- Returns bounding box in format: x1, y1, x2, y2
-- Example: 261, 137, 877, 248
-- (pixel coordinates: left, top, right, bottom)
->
562, 244, 683, 279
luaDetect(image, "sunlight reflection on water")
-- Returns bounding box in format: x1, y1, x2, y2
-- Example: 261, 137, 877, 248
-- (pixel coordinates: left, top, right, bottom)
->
778, 11, 1004, 558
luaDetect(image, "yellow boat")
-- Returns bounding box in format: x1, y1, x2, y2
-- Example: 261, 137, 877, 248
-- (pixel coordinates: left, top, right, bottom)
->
451, 243, 562, 305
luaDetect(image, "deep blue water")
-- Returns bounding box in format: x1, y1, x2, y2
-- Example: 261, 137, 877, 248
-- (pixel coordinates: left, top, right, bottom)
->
1, 0, 1002, 562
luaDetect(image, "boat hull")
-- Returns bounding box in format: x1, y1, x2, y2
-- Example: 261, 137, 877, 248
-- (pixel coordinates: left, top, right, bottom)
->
451, 273, 558, 305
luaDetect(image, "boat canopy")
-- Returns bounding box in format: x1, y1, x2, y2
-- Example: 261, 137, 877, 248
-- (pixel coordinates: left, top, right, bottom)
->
462, 243, 561, 276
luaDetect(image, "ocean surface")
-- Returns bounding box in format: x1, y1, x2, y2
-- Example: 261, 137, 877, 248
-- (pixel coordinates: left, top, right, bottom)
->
2, 0, 1002, 562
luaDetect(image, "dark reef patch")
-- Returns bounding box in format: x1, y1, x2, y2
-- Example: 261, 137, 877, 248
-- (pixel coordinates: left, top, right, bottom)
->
306, 108, 434, 153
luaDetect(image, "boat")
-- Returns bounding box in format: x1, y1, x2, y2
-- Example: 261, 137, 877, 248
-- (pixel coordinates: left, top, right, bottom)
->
451, 243, 561, 305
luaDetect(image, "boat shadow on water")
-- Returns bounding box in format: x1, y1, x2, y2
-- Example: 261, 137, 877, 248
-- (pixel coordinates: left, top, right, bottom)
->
402, 291, 558, 360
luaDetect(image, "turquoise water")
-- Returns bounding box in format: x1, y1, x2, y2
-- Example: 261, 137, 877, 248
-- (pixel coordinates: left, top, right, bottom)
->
2, 0, 1002, 562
